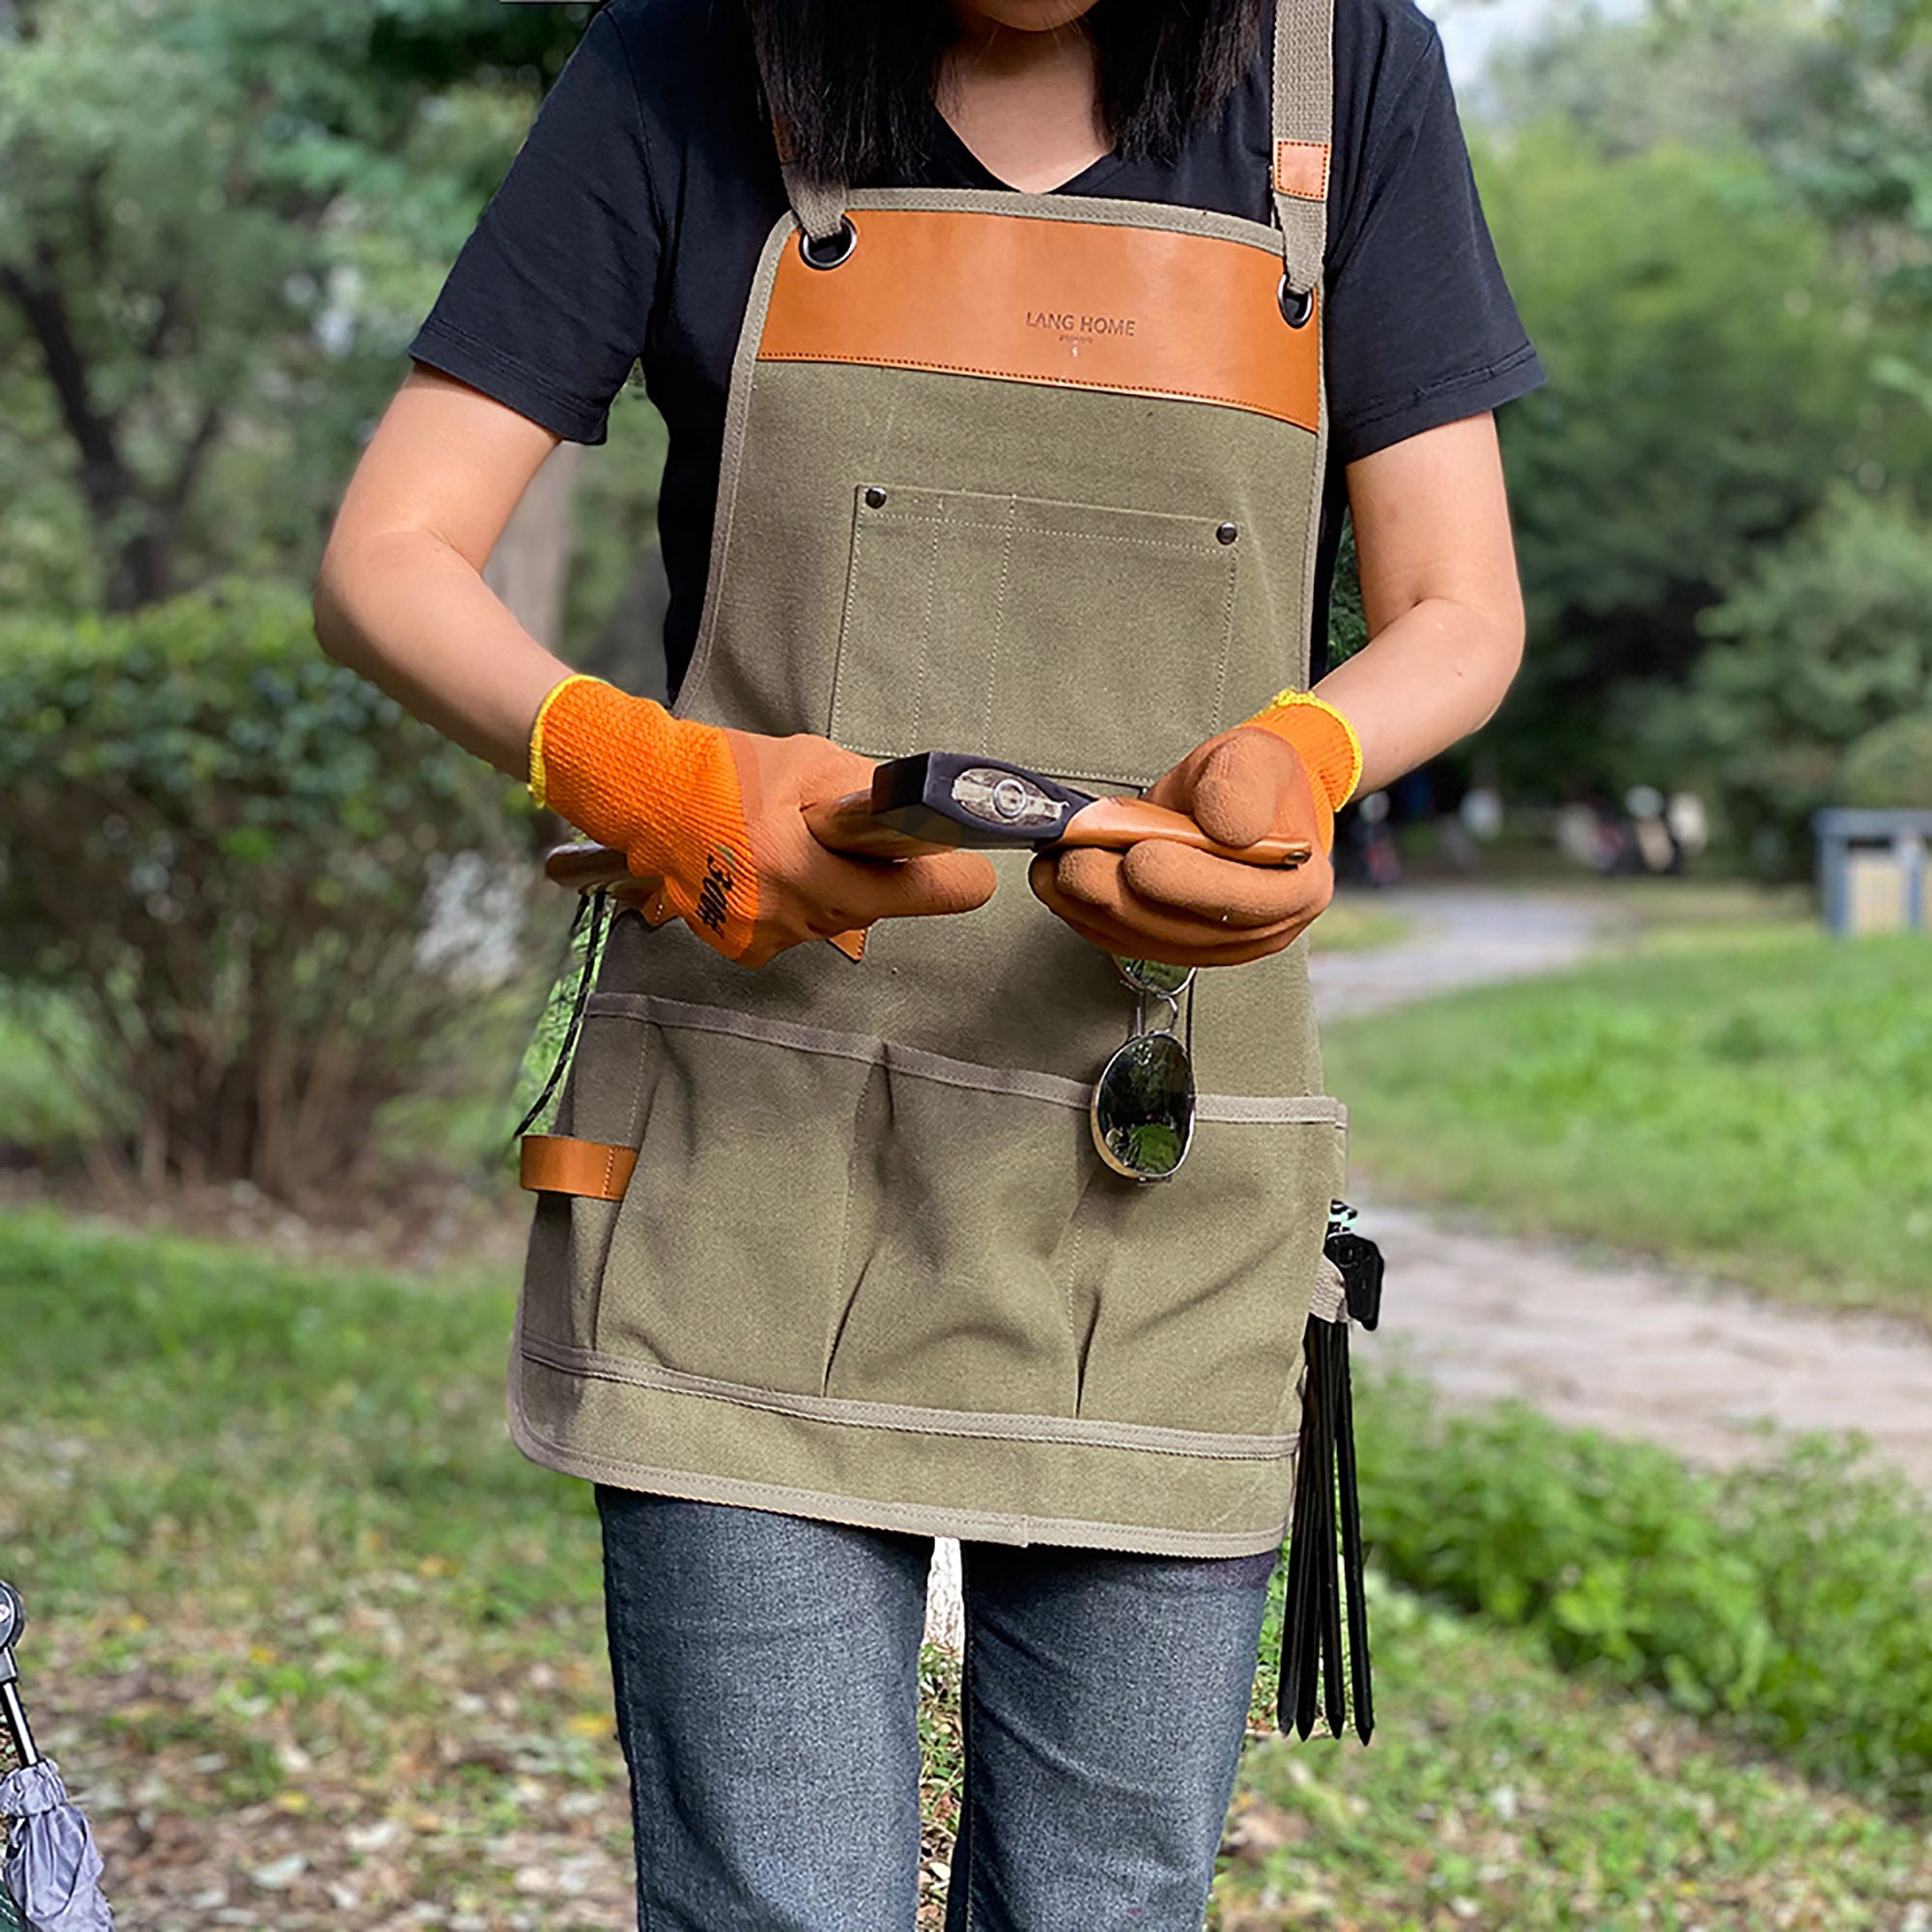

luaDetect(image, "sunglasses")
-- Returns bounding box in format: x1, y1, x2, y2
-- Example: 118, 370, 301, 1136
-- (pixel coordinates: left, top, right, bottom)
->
1091, 955, 1197, 1182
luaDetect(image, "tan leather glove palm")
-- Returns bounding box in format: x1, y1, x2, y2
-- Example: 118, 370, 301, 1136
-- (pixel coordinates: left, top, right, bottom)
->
1029, 694, 1361, 969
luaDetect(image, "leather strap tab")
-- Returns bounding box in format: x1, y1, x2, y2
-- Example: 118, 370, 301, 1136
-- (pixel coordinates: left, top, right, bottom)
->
520, 1135, 638, 1202
1273, 139, 1332, 201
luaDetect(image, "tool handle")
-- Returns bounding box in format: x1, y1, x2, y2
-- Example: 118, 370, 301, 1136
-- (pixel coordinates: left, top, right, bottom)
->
1057, 797, 1312, 867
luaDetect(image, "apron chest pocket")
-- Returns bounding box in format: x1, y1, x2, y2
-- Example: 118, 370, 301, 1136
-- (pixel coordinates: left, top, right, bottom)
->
829, 484, 1239, 791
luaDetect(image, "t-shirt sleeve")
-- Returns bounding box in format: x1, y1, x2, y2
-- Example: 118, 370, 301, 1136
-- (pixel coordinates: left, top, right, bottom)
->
1323, 25, 1544, 467
409, 10, 661, 445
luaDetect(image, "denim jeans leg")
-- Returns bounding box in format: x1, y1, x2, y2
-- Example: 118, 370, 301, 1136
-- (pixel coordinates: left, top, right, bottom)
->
943, 1542, 1276, 1932
596, 1488, 931, 1932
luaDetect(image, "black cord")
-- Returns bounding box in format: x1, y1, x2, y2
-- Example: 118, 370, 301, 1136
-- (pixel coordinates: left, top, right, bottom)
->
512, 889, 611, 1145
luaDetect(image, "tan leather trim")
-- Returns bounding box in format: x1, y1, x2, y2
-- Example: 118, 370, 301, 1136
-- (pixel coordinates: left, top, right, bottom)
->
520, 1135, 637, 1201
759, 209, 1319, 432
1273, 140, 1331, 201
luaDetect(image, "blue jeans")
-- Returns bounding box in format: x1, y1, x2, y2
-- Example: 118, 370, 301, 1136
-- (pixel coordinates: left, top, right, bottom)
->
596, 1488, 1274, 1931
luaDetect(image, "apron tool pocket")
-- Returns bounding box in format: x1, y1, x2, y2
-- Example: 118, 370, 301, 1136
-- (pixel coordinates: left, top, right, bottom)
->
594, 1014, 873, 1398
830, 485, 1239, 790
822, 1065, 1089, 1415
1072, 1108, 1348, 1436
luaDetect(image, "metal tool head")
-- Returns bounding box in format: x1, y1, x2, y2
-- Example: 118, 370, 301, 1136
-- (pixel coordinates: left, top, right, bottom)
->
0, 1581, 22, 1668
867, 752, 1094, 849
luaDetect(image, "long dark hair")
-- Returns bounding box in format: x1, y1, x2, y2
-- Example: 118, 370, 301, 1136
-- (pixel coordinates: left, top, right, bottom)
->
743, 0, 1270, 185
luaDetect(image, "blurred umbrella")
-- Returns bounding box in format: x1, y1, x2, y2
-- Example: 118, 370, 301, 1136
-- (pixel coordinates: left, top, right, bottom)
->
0, 1584, 114, 1932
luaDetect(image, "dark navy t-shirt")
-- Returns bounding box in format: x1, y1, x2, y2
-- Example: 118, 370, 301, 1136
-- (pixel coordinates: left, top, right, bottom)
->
412, 0, 1544, 697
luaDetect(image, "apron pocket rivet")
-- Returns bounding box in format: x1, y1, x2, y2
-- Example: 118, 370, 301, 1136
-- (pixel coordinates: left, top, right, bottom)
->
864, 486, 888, 509
1217, 522, 1239, 545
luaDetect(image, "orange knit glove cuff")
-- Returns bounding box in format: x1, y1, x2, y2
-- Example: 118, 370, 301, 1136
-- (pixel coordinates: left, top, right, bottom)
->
1238, 690, 1362, 801
1233, 691, 1363, 858
528, 674, 760, 959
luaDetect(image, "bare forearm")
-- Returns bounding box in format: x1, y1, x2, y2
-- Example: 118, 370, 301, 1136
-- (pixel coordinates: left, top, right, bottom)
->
1313, 592, 1523, 796
313, 526, 567, 782
1317, 413, 1528, 796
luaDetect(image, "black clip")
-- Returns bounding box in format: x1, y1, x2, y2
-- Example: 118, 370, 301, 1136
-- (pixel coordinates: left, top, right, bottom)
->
0, 1578, 40, 1768
1279, 1203, 1384, 1746
1324, 1201, 1384, 1331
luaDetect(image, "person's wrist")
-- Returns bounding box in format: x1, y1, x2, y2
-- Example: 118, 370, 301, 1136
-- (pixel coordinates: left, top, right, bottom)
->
527, 676, 760, 957
527, 673, 610, 810
1236, 690, 1362, 810
1233, 691, 1361, 855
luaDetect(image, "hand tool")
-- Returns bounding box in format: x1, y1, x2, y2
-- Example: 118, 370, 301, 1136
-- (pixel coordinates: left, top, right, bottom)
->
545, 750, 1313, 960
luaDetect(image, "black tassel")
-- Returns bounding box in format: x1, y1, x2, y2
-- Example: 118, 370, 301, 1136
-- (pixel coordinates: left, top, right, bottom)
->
1276, 1202, 1382, 1746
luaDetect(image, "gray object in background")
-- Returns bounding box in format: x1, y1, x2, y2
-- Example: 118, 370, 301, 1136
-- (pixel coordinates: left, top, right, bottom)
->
1813, 808, 1932, 936
0, 1584, 115, 1932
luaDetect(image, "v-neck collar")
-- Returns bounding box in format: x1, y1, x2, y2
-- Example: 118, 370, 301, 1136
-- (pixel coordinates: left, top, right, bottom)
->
926, 110, 1127, 200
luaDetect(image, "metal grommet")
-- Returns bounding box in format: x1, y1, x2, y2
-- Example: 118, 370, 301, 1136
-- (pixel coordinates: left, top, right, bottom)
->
800, 217, 858, 270
864, 486, 888, 509
1216, 522, 1239, 546
1277, 274, 1315, 329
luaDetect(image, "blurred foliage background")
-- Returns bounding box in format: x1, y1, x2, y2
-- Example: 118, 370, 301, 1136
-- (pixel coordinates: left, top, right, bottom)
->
5, 6, 1932, 1927
3, 0, 1930, 853
3, 0, 1930, 1175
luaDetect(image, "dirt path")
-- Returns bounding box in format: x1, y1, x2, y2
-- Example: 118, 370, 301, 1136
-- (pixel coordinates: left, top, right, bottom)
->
1309, 884, 1604, 1018
1329, 885, 1932, 1492
925, 885, 1932, 1646
1313, 886, 1932, 1499
1363, 1201, 1932, 1493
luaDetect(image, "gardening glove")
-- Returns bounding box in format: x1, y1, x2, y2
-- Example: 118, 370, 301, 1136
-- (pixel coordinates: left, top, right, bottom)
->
1030, 690, 1361, 969
530, 675, 995, 969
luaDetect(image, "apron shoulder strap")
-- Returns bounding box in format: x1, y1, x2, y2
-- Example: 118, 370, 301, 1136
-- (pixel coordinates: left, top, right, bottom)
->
770, 114, 850, 249
1270, 0, 1335, 304
766, 2, 1336, 280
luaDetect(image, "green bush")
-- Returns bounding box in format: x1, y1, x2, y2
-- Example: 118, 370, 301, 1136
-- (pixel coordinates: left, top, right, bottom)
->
1839, 710, 1932, 810
1662, 490, 1932, 872
0, 583, 537, 1202
1352, 1375, 1932, 1806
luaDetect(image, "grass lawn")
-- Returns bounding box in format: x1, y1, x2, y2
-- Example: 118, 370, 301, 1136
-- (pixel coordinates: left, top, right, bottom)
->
6, 1209, 1930, 1929
1217, 1577, 1932, 1931
1325, 924, 1932, 1321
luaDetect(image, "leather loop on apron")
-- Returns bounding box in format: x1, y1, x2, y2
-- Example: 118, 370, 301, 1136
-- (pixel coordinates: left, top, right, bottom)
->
511, 0, 1349, 1563
522, 1135, 638, 1202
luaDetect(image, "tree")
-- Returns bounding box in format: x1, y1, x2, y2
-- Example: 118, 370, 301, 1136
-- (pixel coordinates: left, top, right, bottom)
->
1473, 120, 1890, 785
1636, 488, 1932, 867
1491, 0, 1932, 442
0, 0, 595, 611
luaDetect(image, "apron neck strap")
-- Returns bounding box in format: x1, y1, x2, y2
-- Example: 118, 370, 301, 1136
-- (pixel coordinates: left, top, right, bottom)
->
767, 1, 1337, 278
1270, 0, 1334, 302
770, 115, 851, 247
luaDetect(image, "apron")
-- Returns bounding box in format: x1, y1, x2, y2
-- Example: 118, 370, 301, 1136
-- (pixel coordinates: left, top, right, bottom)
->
510, 0, 1349, 1559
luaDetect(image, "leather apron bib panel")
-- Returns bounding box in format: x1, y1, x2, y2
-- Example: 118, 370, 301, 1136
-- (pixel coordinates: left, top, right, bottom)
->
510, 0, 1348, 1557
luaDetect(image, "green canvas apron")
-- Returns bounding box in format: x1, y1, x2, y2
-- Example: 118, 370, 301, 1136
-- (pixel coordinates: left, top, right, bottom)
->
511, 0, 1350, 1558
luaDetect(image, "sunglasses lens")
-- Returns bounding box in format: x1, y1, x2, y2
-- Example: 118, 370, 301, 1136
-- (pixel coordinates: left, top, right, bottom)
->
1091, 1032, 1196, 1180
1114, 955, 1195, 999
